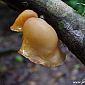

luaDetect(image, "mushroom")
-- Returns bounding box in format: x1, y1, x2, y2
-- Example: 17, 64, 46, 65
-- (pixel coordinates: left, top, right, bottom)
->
10, 10, 66, 67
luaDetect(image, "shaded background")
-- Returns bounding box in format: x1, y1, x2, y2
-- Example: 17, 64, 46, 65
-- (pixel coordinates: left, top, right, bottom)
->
0, 0, 85, 85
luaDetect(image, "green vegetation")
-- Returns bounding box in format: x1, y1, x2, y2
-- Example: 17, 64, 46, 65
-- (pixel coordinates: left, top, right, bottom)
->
64, 0, 85, 16
74, 64, 80, 69
15, 55, 23, 62
58, 21, 64, 31
0, 64, 7, 72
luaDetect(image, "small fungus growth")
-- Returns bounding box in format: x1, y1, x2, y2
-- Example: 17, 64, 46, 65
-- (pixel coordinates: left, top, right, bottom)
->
10, 10, 66, 67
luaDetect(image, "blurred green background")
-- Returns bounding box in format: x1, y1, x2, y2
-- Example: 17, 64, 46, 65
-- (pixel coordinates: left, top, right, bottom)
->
63, 0, 85, 15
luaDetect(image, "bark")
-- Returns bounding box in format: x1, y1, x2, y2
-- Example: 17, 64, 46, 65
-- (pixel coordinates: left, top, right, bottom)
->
3, 0, 85, 65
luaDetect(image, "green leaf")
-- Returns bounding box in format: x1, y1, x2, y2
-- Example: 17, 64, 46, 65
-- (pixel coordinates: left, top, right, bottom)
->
15, 55, 23, 62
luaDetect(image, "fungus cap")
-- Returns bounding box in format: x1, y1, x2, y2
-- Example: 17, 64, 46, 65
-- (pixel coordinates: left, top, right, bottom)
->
10, 10, 38, 32
10, 10, 66, 67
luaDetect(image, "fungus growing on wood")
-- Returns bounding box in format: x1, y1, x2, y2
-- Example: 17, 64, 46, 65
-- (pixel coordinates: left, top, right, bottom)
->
10, 10, 66, 67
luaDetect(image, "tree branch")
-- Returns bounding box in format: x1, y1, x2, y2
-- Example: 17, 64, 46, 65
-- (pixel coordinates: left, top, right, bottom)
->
3, 0, 85, 65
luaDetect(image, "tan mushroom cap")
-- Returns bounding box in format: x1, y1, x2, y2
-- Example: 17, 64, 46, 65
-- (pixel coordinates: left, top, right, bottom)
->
10, 10, 66, 67
18, 18, 65, 67
10, 10, 38, 32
